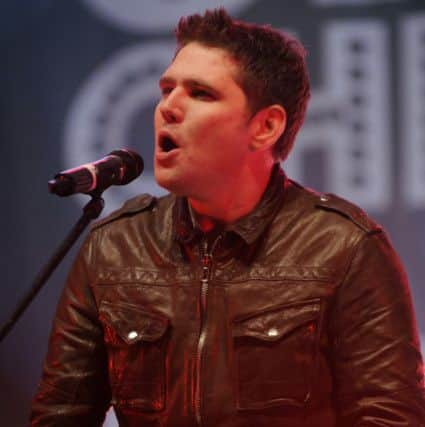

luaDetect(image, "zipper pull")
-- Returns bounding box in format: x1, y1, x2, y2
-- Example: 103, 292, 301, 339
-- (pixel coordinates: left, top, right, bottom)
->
200, 233, 222, 272
201, 238, 210, 265
202, 253, 212, 268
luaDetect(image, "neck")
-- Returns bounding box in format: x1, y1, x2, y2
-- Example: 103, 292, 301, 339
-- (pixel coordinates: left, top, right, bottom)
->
188, 163, 274, 228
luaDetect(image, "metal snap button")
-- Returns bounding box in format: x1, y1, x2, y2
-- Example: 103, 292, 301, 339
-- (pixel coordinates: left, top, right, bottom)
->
320, 195, 328, 202
267, 327, 278, 337
127, 331, 138, 340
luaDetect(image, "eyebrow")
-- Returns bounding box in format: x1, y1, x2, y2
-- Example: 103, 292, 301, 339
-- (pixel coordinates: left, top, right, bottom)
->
159, 76, 220, 96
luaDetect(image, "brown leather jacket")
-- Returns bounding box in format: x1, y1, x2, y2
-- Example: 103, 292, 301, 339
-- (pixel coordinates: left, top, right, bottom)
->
31, 168, 425, 426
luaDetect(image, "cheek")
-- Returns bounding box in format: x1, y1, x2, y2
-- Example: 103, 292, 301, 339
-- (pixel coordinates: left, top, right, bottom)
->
153, 105, 162, 130
192, 109, 247, 139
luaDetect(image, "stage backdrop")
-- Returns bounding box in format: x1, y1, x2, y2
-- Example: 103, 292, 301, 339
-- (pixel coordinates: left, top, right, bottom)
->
1, 1, 424, 425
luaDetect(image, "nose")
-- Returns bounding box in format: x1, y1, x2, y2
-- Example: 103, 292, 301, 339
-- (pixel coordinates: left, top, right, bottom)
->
158, 91, 184, 124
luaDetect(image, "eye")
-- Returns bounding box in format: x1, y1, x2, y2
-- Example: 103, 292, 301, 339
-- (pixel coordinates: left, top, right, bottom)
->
160, 85, 173, 97
190, 88, 214, 100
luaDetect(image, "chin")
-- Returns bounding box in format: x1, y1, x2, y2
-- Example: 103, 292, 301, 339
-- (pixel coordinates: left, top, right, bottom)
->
155, 171, 186, 196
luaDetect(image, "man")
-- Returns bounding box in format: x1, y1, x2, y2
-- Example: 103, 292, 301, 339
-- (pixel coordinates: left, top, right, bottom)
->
31, 9, 425, 426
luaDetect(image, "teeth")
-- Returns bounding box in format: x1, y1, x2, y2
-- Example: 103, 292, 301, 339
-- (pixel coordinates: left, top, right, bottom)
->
161, 136, 177, 152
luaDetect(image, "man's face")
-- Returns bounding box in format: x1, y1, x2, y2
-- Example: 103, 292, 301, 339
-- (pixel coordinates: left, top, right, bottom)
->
154, 42, 254, 201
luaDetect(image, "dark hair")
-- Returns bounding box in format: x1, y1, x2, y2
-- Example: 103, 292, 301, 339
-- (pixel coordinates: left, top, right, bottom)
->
175, 8, 310, 161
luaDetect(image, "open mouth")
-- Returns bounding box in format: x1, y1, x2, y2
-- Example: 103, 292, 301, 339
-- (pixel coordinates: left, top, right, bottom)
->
159, 135, 179, 153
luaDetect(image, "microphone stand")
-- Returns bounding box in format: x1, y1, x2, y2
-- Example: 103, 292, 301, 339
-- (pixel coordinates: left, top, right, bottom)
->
0, 195, 105, 343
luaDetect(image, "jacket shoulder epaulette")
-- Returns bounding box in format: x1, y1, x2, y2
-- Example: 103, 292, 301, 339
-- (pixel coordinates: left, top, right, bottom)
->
315, 192, 382, 233
90, 193, 155, 231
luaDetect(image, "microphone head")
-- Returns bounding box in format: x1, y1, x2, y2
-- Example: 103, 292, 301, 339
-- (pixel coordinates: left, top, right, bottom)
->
109, 148, 144, 185
48, 148, 144, 197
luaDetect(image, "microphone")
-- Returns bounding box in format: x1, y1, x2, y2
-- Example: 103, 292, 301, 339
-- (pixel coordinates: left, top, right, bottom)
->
48, 149, 144, 197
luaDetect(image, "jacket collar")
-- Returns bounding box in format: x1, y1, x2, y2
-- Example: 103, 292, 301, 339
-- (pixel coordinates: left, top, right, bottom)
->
173, 164, 286, 246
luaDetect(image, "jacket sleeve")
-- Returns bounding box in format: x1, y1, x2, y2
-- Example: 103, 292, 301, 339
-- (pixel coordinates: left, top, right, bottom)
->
30, 235, 111, 426
331, 230, 425, 426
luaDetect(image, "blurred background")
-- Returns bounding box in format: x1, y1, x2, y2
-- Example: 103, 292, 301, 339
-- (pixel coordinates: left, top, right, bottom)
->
1, 0, 424, 425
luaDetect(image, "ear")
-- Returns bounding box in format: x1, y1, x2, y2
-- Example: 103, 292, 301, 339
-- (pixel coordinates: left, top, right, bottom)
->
249, 104, 286, 152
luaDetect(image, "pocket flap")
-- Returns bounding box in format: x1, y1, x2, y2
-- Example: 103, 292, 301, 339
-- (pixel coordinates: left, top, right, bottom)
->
233, 300, 320, 342
99, 301, 169, 344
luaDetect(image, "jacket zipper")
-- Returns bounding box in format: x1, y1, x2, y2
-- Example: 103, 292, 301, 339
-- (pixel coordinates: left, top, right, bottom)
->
195, 235, 222, 426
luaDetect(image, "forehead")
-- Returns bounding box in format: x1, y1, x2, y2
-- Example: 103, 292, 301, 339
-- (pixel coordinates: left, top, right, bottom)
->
163, 42, 242, 85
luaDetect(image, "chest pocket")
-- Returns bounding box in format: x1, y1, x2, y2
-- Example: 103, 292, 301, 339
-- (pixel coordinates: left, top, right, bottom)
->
99, 300, 170, 412
232, 298, 321, 410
